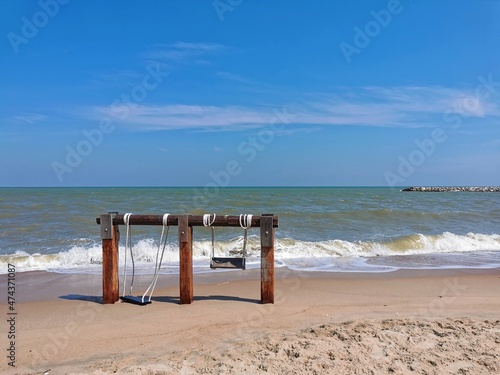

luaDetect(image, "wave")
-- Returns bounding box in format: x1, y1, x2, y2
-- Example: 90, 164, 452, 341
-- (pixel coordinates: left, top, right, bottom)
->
0, 232, 499, 274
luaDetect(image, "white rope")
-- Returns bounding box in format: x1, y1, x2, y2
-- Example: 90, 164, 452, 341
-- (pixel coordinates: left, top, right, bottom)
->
203, 214, 216, 260
239, 214, 253, 257
122, 213, 133, 297
203, 213, 216, 227
239, 214, 253, 229
142, 213, 170, 303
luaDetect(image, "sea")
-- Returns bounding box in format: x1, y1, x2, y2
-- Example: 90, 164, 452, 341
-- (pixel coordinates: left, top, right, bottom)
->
1, 187, 499, 275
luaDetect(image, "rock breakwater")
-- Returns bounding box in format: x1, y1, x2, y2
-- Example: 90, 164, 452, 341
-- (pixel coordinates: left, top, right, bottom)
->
402, 186, 500, 192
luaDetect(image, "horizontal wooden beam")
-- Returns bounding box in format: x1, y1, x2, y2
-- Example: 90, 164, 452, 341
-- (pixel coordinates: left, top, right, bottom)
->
96, 214, 278, 228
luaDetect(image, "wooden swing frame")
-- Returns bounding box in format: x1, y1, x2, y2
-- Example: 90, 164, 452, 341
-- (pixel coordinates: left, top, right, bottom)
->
97, 213, 278, 305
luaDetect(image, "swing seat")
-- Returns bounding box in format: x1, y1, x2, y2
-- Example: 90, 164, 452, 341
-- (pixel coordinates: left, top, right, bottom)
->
210, 257, 246, 270
120, 295, 152, 306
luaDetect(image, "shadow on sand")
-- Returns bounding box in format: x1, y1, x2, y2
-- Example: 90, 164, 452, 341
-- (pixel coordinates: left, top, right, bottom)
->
59, 294, 260, 305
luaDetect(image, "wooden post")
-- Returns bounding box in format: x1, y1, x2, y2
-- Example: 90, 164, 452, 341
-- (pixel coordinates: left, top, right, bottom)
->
179, 214, 193, 304
101, 213, 119, 304
260, 214, 275, 304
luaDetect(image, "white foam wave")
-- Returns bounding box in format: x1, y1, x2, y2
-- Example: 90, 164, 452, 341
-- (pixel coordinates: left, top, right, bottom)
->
0, 232, 499, 274
275, 232, 500, 258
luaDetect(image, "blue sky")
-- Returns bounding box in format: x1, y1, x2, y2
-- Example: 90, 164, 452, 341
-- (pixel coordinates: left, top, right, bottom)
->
1, 0, 500, 187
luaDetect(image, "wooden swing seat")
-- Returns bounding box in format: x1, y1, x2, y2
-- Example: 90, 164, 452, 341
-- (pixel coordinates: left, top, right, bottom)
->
210, 257, 246, 270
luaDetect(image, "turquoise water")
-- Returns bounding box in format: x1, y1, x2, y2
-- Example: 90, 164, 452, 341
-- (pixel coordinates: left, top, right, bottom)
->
1, 187, 499, 274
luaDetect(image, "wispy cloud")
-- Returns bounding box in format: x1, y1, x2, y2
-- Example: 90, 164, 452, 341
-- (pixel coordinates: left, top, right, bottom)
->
91, 85, 500, 131
362, 86, 495, 117
144, 42, 227, 64
216, 71, 256, 84
95, 104, 272, 130
172, 41, 225, 52
298, 86, 499, 127
13, 113, 47, 124
91, 69, 143, 85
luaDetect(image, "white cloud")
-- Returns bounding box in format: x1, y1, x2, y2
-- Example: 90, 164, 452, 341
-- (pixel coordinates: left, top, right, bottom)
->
297, 86, 499, 127
91, 85, 500, 131
170, 41, 225, 52
96, 104, 272, 130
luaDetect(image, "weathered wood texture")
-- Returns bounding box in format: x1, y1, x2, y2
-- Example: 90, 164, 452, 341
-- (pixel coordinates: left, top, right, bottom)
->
260, 214, 275, 304
96, 214, 278, 228
101, 214, 119, 304
178, 215, 193, 304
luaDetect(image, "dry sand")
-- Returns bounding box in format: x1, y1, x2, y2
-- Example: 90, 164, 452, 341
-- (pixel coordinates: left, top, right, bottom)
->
1, 267, 499, 374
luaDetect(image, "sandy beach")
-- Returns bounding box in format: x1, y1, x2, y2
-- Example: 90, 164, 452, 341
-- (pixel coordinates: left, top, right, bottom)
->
2, 267, 499, 374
